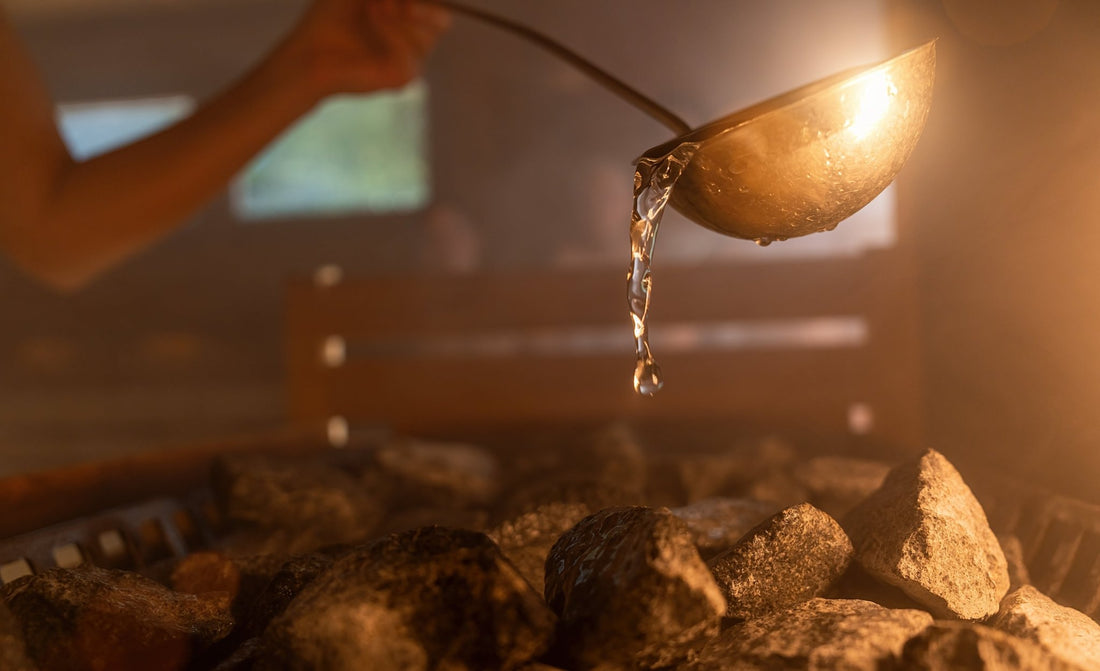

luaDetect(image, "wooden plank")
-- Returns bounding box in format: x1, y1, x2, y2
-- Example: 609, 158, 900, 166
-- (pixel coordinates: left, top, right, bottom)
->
316, 348, 872, 430
285, 256, 891, 339
285, 250, 923, 450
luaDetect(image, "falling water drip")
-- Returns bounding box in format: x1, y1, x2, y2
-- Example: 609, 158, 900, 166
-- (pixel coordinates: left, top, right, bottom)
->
627, 143, 700, 396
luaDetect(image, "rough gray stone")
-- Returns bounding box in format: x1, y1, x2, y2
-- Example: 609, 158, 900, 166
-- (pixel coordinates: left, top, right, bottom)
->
793, 456, 892, 518
0, 600, 36, 671
211, 453, 385, 550
373, 438, 500, 508
829, 563, 935, 613
708, 502, 853, 620
988, 585, 1100, 671
671, 497, 779, 561
2, 566, 233, 671
257, 527, 555, 671
688, 598, 933, 670
488, 502, 593, 592
890, 621, 1088, 671
545, 506, 725, 670
843, 449, 1010, 620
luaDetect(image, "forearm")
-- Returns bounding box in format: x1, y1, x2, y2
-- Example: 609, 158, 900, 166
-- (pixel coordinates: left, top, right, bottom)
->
0, 0, 448, 291
19, 41, 326, 290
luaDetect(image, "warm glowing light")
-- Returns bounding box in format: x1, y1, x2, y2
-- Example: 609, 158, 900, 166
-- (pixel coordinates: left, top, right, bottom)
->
657, 40, 936, 242
848, 71, 897, 141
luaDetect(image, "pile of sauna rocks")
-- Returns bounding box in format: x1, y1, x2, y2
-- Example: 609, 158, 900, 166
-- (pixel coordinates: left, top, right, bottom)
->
3, 427, 1100, 671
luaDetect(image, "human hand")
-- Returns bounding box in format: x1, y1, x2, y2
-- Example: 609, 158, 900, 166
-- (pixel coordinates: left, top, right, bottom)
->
287, 0, 451, 96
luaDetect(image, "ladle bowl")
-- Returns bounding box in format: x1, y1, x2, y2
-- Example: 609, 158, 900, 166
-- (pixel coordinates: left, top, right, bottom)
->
438, 2, 935, 243
643, 41, 937, 242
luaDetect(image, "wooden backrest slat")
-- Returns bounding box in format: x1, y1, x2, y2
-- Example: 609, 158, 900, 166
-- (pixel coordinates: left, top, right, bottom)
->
286, 250, 922, 449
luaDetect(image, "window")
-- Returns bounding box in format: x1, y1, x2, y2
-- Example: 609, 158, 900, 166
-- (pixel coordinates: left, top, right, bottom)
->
56, 95, 195, 161
232, 82, 431, 221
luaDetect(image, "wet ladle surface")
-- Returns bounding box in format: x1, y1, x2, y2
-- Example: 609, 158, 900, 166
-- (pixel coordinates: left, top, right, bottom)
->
436, 1, 936, 242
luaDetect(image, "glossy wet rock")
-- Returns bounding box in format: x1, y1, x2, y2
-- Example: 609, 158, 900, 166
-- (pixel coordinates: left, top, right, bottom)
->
1, 566, 233, 671
688, 598, 932, 670
988, 585, 1100, 671
843, 449, 1009, 620
890, 621, 1088, 671
544, 506, 725, 670
488, 501, 593, 592
671, 497, 779, 561
707, 502, 853, 620
256, 527, 555, 671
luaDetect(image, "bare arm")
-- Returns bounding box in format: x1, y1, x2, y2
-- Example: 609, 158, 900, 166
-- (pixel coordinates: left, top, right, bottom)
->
0, 0, 449, 291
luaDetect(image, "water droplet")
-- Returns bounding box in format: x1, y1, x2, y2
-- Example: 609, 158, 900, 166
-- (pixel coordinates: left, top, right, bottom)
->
633, 355, 664, 396
754, 237, 773, 247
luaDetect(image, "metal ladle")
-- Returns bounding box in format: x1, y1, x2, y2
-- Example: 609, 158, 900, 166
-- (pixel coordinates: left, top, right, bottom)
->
436, 1, 936, 241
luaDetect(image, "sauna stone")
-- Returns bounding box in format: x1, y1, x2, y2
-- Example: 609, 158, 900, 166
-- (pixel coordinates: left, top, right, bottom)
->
171, 551, 288, 622
373, 438, 500, 508
498, 423, 649, 497
493, 476, 643, 525
236, 551, 339, 641
666, 436, 799, 504
707, 502, 853, 620
256, 527, 555, 671
209, 638, 262, 671
998, 534, 1031, 590
670, 497, 779, 560
988, 585, 1100, 671
792, 455, 892, 518
843, 448, 1010, 620
743, 469, 811, 509
544, 506, 726, 670
1, 566, 233, 671
212, 453, 385, 549
488, 501, 593, 592
687, 598, 933, 671
0, 600, 35, 671
373, 506, 490, 537
892, 621, 1088, 671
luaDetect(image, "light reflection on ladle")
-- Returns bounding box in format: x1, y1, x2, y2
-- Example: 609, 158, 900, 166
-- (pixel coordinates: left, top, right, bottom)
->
435, 2, 936, 393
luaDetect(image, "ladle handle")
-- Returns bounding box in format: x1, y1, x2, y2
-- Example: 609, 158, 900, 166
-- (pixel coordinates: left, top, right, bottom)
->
429, 0, 692, 136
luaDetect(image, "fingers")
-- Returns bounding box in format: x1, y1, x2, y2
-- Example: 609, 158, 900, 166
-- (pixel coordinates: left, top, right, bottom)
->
367, 0, 450, 66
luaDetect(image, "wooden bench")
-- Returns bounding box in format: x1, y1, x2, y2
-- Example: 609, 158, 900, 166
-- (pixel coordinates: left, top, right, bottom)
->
285, 252, 924, 452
